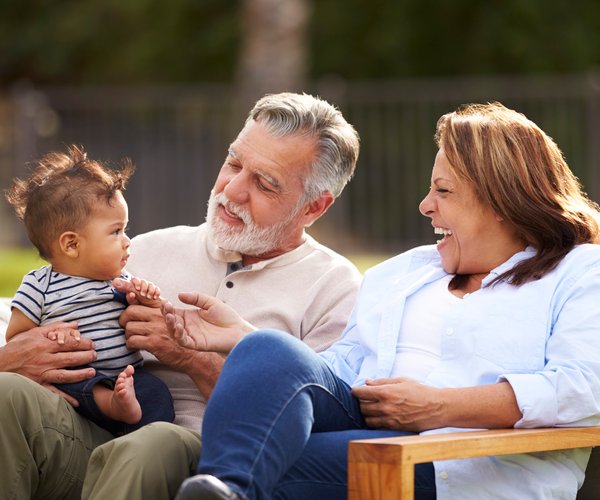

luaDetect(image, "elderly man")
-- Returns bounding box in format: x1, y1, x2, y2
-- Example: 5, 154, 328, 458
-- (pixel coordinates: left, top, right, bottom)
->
0, 92, 361, 500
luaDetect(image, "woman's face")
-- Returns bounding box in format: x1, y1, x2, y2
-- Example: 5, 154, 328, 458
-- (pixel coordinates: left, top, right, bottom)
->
419, 148, 522, 276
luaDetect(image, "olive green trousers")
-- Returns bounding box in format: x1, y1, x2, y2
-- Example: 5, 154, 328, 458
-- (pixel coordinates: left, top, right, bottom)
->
0, 373, 200, 500
82, 421, 200, 500
0, 373, 111, 500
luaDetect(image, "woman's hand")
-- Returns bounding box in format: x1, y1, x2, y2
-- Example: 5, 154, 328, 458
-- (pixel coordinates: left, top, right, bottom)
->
353, 378, 522, 432
352, 377, 444, 432
162, 291, 256, 353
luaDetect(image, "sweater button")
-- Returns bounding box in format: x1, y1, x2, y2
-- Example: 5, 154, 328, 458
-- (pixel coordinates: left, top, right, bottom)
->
226, 281, 234, 288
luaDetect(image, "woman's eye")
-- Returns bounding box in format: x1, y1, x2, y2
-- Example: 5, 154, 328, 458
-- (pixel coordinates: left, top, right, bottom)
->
436, 188, 450, 194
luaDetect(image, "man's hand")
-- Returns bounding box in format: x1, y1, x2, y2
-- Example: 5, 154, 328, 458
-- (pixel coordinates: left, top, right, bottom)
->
119, 302, 228, 398
162, 291, 256, 353
1, 322, 97, 406
352, 377, 444, 432
119, 303, 199, 371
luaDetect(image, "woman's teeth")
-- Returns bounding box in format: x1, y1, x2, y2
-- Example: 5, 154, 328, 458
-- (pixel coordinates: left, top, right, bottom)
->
434, 227, 452, 243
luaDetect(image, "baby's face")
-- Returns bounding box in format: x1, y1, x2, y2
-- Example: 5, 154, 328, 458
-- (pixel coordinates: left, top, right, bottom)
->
75, 191, 131, 280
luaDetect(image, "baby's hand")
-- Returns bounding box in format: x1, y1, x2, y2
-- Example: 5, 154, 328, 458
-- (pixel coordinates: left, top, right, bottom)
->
131, 277, 161, 302
46, 325, 81, 345
113, 277, 163, 308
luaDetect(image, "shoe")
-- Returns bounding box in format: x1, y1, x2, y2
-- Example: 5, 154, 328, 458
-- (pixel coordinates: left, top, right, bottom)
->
175, 474, 242, 500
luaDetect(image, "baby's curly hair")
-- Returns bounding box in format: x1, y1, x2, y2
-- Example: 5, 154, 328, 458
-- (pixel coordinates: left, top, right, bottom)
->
5, 145, 134, 260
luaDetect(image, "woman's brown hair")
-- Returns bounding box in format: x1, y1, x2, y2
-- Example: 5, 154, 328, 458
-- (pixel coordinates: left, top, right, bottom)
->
436, 102, 600, 286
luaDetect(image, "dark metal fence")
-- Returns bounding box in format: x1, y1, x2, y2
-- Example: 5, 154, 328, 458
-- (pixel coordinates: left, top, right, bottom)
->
2, 73, 599, 254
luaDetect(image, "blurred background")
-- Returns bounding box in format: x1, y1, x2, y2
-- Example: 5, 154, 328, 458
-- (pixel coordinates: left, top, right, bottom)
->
1, 0, 600, 292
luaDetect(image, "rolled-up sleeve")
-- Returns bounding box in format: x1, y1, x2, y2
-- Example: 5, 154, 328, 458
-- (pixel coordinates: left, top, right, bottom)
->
503, 261, 600, 428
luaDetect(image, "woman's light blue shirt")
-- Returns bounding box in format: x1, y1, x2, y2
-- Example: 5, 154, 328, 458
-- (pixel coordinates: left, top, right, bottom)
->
320, 244, 600, 499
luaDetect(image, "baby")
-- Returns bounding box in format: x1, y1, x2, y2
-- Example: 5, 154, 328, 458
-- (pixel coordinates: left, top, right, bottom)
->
5, 145, 174, 435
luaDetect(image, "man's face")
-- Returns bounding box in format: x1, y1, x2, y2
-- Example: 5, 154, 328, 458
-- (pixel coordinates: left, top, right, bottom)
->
207, 120, 318, 258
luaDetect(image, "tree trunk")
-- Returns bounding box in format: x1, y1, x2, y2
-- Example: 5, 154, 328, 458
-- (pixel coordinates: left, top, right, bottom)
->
237, 0, 311, 105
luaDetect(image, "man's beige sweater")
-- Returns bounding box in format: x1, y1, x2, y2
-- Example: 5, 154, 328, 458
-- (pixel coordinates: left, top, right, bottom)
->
127, 223, 362, 430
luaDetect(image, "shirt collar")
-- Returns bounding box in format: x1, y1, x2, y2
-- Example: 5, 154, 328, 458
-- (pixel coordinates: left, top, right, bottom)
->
482, 246, 537, 285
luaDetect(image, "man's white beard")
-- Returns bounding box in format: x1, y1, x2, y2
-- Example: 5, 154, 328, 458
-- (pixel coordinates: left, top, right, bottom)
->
206, 191, 301, 256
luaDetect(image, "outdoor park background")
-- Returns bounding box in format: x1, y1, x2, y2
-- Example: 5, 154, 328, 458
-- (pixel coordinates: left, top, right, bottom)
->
1, 0, 600, 296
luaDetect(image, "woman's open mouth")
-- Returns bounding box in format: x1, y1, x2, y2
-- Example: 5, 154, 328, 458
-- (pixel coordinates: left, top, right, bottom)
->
434, 227, 453, 244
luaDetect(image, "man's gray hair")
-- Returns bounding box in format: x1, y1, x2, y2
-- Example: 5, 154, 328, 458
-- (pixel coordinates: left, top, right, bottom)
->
247, 92, 360, 203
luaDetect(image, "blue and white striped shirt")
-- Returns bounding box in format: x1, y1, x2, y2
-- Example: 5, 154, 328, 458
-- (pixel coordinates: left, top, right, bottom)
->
12, 265, 142, 376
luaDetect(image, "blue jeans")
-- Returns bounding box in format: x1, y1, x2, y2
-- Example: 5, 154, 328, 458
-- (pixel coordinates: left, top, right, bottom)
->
199, 330, 436, 500
56, 368, 174, 436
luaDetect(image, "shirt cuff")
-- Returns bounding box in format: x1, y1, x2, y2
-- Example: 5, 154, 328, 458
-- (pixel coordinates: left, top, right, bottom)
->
500, 373, 559, 427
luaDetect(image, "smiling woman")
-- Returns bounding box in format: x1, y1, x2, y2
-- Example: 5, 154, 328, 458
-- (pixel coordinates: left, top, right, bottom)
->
434, 102, 600, 291
419, 146, 527, 296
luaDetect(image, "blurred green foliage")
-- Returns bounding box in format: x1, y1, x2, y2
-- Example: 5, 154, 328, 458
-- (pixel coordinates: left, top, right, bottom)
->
0, 248, 42, 297
0, 0, 240, 84
0, 0, 598, 86
312, 0, 600, 77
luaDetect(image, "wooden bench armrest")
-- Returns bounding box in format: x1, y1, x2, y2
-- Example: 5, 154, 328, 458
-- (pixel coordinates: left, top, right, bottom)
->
348, 427, 600, 500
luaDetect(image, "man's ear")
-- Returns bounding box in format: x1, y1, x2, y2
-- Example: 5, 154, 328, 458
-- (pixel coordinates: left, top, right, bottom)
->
58, 231, 80, 258
302, 191, 335, 227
